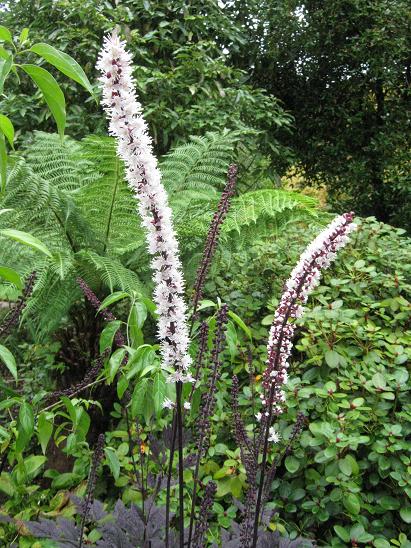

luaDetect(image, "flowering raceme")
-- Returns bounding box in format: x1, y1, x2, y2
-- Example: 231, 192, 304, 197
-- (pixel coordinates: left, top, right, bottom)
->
97, 33, 192, 383
260, 212, 357, 426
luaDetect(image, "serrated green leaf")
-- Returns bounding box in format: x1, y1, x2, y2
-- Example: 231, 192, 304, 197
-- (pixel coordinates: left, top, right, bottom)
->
20, 64, 66, 137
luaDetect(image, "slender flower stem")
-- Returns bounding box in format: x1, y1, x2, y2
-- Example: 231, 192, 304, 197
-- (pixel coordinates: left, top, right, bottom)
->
176, 381, 185, 548
165, 410, 177, 548
251, 213, 356, 547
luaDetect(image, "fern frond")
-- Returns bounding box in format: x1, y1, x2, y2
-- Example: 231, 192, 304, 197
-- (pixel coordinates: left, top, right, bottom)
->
76, 135, 144, 255
76, 250, 143, 294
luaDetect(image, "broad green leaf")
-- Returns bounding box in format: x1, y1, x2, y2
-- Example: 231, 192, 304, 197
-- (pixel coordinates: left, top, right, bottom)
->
325, 349, 340, 368
131, 377, 149, 418
104, 447, 120, 480
37, 413, 53, 455
19, 28, 29, 44
153, 371, 166, 414
0, 228, 52, 257
0, 133, 6, 194
128, 303, 144, 348
117, 375, 129, 400
284, 455, 300, 474
0, 266, 22, 289
228, 310, 252, 340
0, 46, 10, 60
30, 43, 95, 97
99, 320, 122, 353
23, 455, 47, 479
400, 507, 411, 524
133, 301, 147, 329
333, 525, 350, 543
98, 291, 129, 313
0, 114, 14, 148
20, 64, 66, 137
0, 26, 12, 44
16, 402, 34, 452
0, 55, 12, 94
108, 348, 127, 383
51, 472, 81, 489
0, 344, 17, 380
338, 456, 352, 476
343, 493, 361, 515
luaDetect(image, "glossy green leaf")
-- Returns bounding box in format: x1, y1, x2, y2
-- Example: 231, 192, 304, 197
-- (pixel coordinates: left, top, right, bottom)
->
19, 28, 29, 44
0, 114, 14, 148
0, 54, 12, 94
400, 506, 411, 524
284, 455, 300, 473
0, 228, 52, 257
24, 455, 47, 479
98, 291, 129, 313
30, 43, 95, 97
0, 266, 22, 289
153, 371, 166, 414
0, 132, 6, 194
37, 413, 53, 455
104, 447, 120, 480
343, 493, 361, 515
0, 344, 17, 380
334, 525, 350, 542
20, 64, 66, 137
108, 348, 127, 383
99, 320, 122, 353
0, 26, 12, 44
227, 310, 252, 340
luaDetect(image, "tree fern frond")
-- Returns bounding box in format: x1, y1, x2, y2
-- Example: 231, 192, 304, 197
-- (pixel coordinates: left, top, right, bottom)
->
76, 250, 143, 295
161, 130, 240, 195
76, 135, 143, 255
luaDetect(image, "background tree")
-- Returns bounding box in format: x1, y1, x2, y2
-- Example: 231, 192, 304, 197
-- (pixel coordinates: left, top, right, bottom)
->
0, 0, 293, 177
228, 0, 411, 230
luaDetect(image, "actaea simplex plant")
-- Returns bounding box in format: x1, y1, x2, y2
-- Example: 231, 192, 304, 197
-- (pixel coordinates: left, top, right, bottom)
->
48, 31, 356, 548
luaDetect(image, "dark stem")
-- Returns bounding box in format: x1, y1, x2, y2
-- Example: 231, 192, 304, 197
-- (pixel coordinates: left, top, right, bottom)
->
165, 411, 177, 548
176, 381, 185, 548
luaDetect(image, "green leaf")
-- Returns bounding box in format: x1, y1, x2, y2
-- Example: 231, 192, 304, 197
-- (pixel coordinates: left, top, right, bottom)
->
343, 493, 361, 515
0, 265, 22, 289
153, 371, 166, 414
117, 375, 129, 400
16, 402, 34, 452
227, 310, 252, 340
24, 455, 47, 479
108, 348, 127, 383
0, 114, 14, 148
51, 472, 81, 489
0, 54, 12, 95
104, 447, 120, 480
20, 64, 66, 137
98, 291, 129, 313
19, 28, 29, 44
99, 320, 122, 353
0, 228, 52, 257
0, 26, 12, 44
133, 301, 147, 329
372, 372, 386, 389
400, 507, 411, 524
37, 413, 53, 455
30, 43, 95, 97
0, 344, 17, 380
0, 132, 6, 194
284, 455, 300, 474
325, 349, 340, 368
334, 525, 350, 543
338, 456, 352, 476
131, 377, 149, 418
